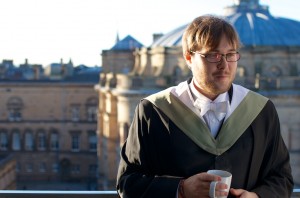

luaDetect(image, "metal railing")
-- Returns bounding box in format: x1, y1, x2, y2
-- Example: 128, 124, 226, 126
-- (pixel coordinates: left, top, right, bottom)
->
0, 190, 299, 198
0, 191, 117, 198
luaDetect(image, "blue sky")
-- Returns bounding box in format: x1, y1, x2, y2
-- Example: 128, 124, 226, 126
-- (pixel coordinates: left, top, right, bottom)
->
0, 0, 299, 67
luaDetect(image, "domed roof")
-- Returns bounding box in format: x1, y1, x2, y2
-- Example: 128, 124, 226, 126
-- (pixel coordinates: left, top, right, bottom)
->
151, 0, 300, 47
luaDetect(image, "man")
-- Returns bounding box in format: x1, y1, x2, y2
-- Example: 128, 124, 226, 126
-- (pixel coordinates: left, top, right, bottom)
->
116, 15, 293, 198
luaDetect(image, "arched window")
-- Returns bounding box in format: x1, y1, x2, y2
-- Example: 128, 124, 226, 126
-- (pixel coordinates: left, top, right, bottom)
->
24, 129, 34, 151
86, 97, 98, 122
88, 131, 97, 151
70, 104, 80, 122
70, 131, 81, 152
0, 129, 8, 151
37, 129, 46, 151
50, 129, 59, 151
12, 129, 21, 151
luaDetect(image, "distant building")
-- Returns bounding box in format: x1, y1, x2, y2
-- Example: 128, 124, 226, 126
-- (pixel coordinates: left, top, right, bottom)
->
101, 35, 143, 75
0, 58, 101, 81
44, 59, 74, 80
96, 0, 300, 189
0, 60, 101, 189
0, 59, 44, 80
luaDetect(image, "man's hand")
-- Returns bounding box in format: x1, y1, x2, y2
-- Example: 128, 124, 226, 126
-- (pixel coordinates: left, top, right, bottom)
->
179, 172, 228, 198
230, 188, 259, 198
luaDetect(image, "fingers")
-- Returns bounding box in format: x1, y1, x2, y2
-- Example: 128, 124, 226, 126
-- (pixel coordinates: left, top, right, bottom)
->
215, 189, 229, 197
230, 188, 245, 196
214, 182, 229, 197
183, 173, 222, 197
216, 182, 228, 190
230, 189, 259, 198
199, 172, 221, 182
184, 173, 234, 198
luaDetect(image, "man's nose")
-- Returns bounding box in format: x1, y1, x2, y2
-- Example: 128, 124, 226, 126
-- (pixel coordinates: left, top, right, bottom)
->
217, 56, 228, 69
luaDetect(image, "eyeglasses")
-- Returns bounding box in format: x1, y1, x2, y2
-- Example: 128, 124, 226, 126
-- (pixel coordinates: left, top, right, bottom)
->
190, 51, 240, 63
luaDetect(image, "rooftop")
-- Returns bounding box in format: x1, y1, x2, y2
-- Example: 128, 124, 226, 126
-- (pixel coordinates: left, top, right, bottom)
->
151, 0, 300, 47
110, 35, 143, 50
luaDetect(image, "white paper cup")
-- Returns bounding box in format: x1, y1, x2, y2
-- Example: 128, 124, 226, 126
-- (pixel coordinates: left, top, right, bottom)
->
207, 170, 232, 198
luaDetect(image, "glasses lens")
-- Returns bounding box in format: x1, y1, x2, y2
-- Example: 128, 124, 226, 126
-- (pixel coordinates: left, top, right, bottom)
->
206, 54, 221, 63
226, 53, 240, 62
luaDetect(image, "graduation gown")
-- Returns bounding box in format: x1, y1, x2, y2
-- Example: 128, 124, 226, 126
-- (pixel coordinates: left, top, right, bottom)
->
116, 81, 293, 198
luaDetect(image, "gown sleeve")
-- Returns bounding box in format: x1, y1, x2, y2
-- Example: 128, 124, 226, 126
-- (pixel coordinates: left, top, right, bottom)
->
251, 100, 294, 198
116, 99, 181, 198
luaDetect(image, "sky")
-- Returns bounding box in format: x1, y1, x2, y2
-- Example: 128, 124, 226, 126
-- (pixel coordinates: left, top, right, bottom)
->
0, 0, 299, 67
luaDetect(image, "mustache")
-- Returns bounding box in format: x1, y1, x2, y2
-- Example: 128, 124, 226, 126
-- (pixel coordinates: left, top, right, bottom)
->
213, 71, 229, 76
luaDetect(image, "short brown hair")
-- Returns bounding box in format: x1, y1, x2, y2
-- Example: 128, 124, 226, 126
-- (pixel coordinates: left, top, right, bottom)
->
182, 15, 241, 56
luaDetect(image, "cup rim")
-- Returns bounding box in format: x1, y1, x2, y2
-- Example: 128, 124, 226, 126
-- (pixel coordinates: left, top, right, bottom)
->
207, 169, 232, 177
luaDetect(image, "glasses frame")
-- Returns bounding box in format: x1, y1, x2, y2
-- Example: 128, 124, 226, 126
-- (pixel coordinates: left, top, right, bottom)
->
190, 51, 241, 63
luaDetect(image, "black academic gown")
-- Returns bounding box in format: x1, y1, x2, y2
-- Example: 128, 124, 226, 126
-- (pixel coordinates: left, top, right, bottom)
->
116, 84, 293, 198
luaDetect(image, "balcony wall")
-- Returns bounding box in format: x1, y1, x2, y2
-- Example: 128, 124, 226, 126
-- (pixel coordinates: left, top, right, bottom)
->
0, 190, 299, 198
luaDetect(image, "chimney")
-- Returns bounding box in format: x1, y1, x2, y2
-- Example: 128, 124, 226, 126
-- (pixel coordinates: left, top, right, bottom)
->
34, 66, 40, 80
152, 33, 163, 43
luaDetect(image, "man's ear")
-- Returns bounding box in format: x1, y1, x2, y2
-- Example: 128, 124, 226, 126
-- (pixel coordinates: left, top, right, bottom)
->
185, 52, 192, 62
184, 52, 192, 69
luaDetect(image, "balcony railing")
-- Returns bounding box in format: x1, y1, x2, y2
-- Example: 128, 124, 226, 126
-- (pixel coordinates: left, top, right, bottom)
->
0, 190, 299, 198
0, 191, 117, 198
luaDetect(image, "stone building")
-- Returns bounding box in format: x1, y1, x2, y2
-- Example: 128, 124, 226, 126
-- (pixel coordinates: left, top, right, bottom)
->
0, 154, 16, 190
96, 0, 300, 189
0, 78, 99, 189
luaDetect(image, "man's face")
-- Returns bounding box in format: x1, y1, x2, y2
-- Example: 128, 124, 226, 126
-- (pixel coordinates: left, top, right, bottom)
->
185, 34, 238, 100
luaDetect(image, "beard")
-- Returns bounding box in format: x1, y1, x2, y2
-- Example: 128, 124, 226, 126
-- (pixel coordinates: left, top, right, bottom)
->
195, 76, 233, 100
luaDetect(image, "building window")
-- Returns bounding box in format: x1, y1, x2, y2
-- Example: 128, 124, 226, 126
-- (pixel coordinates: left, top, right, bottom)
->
88, 131, 97, 151
86, 97, 98, 122
52, 163, 59, 173
37, 130, 46, 151
0, 130, 8, 150
26, 163, 33, 172
71, 164, 80, 174
71, 105, 80, 122
88, 164, 97, 175
7, 97, 23, 122
50, 131, 59, 151
39, 162, 46, 173
12, 130, 21, 151
268, 65, 282, 77
25, 130, 34, 151
87, 106, 97, 121
8, 110, 22, 121
71, 133, 80, 151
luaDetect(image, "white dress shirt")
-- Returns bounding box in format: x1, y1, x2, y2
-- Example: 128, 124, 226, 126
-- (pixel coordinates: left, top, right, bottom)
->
189, 78, 230, 138
173, 79, 249, 198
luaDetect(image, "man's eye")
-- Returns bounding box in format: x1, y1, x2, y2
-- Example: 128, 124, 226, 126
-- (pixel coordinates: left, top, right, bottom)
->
208, 54, 219, 59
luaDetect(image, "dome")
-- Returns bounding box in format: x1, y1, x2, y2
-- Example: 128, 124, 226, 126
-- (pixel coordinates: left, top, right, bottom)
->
151, 0, 300, 47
